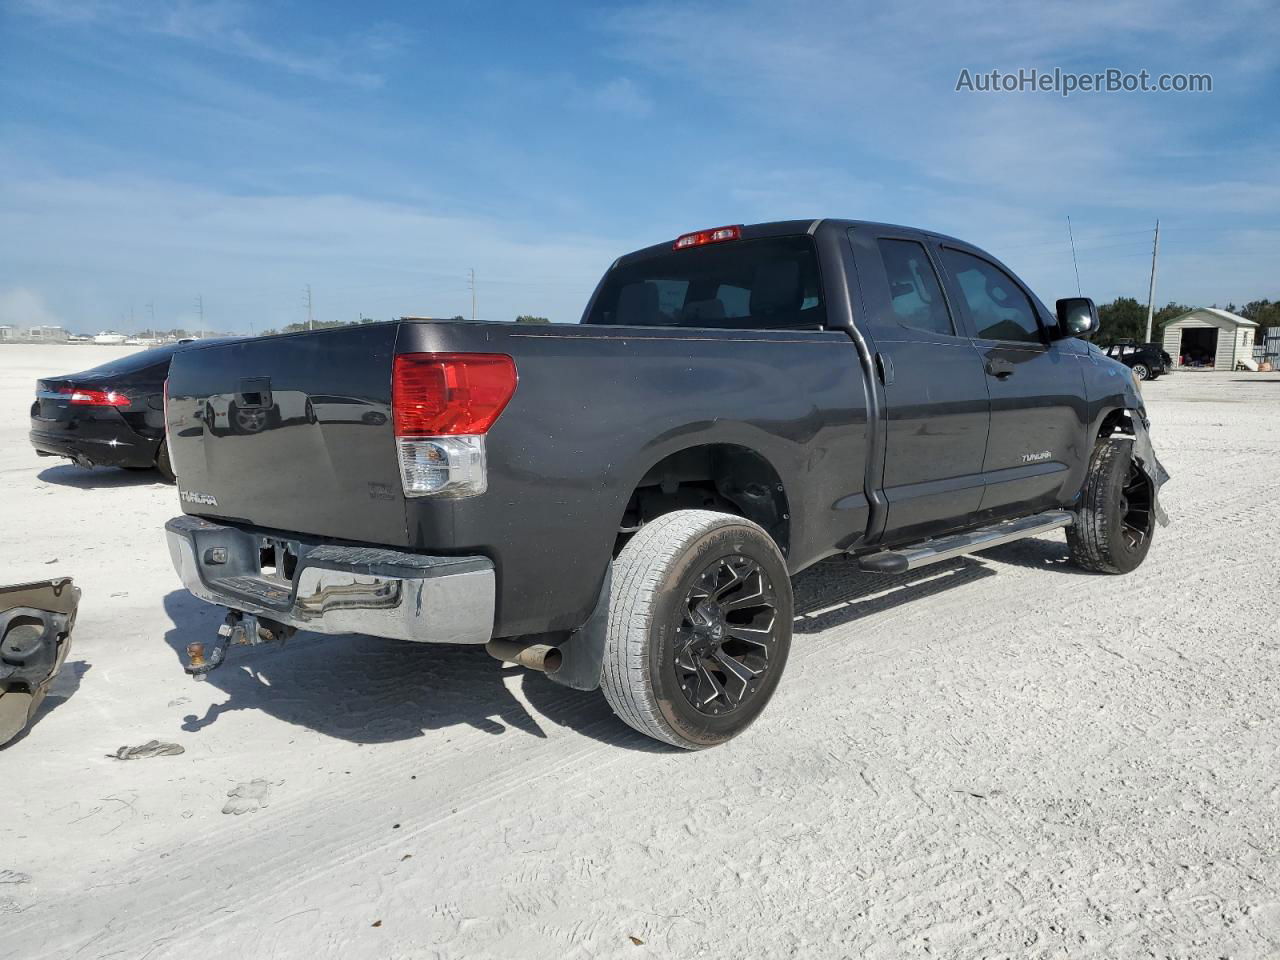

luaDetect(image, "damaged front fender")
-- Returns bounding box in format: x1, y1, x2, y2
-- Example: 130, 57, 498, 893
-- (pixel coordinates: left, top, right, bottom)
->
0, 578, 80, 747
1131, 412, 1171, 527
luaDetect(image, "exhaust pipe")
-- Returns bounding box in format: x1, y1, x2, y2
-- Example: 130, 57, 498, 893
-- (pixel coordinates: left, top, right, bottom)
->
486, 639, 562, 674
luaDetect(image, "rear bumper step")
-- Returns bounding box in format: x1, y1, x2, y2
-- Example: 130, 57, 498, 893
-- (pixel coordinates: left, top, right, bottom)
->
856, 510, 1074, 574
165, 516, 495, 644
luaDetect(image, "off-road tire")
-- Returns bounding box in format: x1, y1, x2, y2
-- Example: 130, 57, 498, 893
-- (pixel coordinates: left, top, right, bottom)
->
600, 510, 792, 750
155, 439, 175, 482
1067, 437, 1154, 574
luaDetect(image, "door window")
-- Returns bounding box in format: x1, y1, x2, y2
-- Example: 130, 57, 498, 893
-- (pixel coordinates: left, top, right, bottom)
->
942, 249, 1043, 344
876, 239, 954, 336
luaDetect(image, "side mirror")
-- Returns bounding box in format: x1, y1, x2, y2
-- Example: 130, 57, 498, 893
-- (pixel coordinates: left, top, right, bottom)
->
1056, 297, 1100, 339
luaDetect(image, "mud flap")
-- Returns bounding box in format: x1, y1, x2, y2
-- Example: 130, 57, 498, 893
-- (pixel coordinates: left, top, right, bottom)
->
545, 567, 611, 692
0, 578, 80, 747
1131, 413, 1171, 527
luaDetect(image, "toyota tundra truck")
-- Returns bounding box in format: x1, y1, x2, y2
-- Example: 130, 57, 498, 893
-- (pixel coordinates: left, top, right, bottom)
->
162, 218, 1168, 749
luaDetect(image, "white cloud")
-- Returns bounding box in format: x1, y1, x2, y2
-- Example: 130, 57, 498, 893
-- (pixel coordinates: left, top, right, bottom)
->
11, 0, 399, 88
593, 77, 654, 116
596, 0, 1280, 304
0, 287, 63, 328
0, 173, 624, 332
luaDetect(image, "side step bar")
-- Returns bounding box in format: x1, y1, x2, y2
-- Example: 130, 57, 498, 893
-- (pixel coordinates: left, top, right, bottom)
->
856, 510, 1074, 574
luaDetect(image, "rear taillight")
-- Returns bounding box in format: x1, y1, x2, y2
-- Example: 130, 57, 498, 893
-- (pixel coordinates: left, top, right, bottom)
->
392, 353, 517, 498
673, 225, 742, 250
60, 386, 130, 407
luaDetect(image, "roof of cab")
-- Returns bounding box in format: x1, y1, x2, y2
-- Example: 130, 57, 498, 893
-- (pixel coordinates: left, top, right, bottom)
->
615, 218, 978, 267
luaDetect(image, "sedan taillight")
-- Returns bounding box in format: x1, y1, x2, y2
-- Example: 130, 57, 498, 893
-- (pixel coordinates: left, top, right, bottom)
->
60, 386, 130, 407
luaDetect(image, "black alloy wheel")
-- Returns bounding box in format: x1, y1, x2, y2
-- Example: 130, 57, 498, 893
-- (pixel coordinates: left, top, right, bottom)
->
673, 555, 780, 717
1117, 458, 1154, 551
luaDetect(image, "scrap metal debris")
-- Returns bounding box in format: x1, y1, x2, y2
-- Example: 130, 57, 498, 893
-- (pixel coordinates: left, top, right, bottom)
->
0, 578, 80, 748
109, 740, 185, 760
1131, 413, 1171, 526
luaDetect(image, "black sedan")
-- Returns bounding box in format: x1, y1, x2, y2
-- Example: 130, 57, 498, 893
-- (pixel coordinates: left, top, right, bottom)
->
1103, 340, 1173, 380
29, 339, 232, 481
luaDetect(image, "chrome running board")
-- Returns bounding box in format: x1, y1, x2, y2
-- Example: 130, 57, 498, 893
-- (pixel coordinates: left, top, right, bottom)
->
856, 510, 1074, 574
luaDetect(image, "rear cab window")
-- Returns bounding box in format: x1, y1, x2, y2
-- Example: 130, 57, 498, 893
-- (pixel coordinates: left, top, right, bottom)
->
876, 238, 954, 336
585, 236, 826, 330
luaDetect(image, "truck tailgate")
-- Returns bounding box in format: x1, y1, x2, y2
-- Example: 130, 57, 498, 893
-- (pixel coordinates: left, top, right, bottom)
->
165, 324, 408, 545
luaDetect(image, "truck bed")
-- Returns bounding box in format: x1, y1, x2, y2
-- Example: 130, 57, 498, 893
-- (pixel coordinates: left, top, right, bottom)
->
165, 319, 871, 636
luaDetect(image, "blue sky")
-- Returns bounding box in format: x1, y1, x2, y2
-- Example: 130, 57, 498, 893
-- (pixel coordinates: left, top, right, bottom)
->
1, 0, 1277, 333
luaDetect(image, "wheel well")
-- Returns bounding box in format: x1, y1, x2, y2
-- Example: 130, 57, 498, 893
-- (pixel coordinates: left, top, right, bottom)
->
616, 445, 790, 557
1096, 408, 1135, 442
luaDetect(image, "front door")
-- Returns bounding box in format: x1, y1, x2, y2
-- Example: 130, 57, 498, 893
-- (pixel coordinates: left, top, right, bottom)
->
936, 245, 1089, 520
848, 228, 991, 545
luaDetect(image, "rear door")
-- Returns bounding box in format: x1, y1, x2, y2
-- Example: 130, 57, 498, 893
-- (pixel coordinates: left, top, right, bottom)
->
935, 245, 1088, 519
847, 227, 990, 544
165, 323, 407, 545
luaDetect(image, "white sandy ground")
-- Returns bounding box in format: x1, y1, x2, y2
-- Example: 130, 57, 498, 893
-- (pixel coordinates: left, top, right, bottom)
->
0, 342, 1277, 959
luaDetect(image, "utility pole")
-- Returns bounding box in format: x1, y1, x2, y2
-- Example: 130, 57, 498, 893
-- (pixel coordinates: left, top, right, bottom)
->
146, 300, 155, 338
304, 284, 314, 330
195, 294, 205, 339
1066, 216, 1082, 296
1144, 219, 1160, 343
468, 268, 476, 321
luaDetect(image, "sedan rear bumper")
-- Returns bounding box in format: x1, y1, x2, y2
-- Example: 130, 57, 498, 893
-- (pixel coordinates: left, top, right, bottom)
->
29, 422, 157, 469
164, 516, 495, 644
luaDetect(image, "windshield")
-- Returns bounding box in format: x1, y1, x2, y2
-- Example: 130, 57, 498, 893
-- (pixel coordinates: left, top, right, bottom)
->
76, 341, 217, 377
585, 236, 826, 330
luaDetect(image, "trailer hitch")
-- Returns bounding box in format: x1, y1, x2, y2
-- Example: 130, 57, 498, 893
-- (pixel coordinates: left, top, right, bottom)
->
184, 610, 295, 680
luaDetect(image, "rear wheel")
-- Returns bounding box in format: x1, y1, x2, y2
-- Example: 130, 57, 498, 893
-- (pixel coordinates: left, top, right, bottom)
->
155, 439, 175, 482
600, 510, 792, 749
1067, 438, 1154, 574
1131, 362, 1150, 380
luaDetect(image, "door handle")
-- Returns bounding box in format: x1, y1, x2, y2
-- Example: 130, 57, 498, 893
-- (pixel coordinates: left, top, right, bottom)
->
985, 359, 1014, 379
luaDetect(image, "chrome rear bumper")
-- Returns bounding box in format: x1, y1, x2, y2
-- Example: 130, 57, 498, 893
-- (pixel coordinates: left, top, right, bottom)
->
165, 516, 495, 644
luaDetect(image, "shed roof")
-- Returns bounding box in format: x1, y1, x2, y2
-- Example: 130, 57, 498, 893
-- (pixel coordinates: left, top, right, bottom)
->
1162, 307, 1259, 328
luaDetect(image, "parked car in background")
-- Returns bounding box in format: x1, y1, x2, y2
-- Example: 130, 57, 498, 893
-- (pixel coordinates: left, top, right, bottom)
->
1104, 340, 1172, 380
29, 339, 233, 480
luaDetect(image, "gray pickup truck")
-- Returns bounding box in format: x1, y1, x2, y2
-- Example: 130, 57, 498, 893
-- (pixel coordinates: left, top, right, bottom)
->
163, 218, 1167, 749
